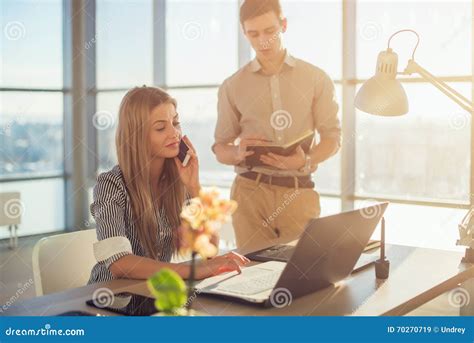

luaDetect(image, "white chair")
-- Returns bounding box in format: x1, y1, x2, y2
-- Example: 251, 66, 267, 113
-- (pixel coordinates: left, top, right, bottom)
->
0, 192, 22, 248
32, 229, 97, 296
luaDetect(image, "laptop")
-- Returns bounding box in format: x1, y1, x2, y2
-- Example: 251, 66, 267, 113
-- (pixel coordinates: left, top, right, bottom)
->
194, 202, 388, 306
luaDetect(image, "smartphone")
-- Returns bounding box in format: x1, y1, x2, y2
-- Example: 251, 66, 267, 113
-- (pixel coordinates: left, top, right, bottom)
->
177, 139, 191, 167
85, 292, 158, 316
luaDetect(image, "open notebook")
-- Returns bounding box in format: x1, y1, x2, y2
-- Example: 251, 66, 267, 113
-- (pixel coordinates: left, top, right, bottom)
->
245, 130, 315, 167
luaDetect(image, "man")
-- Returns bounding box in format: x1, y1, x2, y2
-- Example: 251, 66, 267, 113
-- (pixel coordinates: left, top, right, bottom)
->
213, 0, 341, 252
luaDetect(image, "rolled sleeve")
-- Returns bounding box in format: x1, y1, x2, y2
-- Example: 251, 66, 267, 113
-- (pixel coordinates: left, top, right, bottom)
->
93, 237, 133, 269
213, 79, 241, 153
312, 72, 341, 144
90, 173, 133, 270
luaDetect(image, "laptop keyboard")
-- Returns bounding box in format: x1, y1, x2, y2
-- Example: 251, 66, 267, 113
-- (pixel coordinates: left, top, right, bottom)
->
257, 244, 294, 261
216, 271, 281, 295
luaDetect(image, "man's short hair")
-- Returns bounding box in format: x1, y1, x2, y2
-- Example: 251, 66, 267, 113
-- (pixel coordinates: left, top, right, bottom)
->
239, 0, 283, 27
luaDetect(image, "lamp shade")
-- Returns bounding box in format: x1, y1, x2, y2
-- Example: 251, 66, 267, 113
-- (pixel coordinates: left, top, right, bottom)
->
355, 49, 409, 116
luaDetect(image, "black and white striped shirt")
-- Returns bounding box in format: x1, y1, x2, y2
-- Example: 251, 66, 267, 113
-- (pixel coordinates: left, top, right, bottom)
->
87, 165, 176, 284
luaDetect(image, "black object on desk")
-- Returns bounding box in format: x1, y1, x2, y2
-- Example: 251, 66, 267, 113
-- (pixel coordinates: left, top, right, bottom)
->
375, 217, 390, 279
85, 292, 158, 316
56, 311, 95, 316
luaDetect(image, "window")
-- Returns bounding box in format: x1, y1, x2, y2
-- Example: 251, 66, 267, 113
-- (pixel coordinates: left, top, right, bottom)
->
1, 0, 472, 250
356, 0, 472, 79
0, 92, 64, 176
91, 0, 473, 253
355, 83, 471, 202
1, 0, 63, 88
281, 0, 342, 80
96, 91, 126, 172
166, 0, 239, 86
96, 0, 153, 89
353, 0, 472, 250
355, 0, 472, 203
356, 200, 467, 252
170, 87, 235, 185
1, 0, 65, 236
0, 179, 65, 239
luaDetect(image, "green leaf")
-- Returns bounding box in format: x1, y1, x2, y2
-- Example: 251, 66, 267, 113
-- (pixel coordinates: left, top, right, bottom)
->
147, 268, 187, 312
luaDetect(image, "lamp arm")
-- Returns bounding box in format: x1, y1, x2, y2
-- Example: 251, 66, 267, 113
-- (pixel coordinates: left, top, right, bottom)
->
402, 60, 473, 114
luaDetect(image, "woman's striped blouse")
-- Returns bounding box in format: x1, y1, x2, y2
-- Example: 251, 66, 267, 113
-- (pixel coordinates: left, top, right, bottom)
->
87, 165, 176, 285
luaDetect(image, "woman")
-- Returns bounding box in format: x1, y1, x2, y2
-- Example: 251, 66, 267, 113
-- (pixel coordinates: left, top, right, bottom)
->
88, 86, 249, 284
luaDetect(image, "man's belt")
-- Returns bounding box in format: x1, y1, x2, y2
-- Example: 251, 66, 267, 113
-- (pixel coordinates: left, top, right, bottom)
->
240, 172, 314, 189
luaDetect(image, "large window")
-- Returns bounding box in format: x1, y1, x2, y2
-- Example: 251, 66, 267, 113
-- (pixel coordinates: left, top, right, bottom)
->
95, 0, 154, 174
281, 0, 342, 80
354, 0, 472, 250
355, 0, 472, 204
1, 0, 65, 238
96, 0, 153, 89
165, 0, 239, 185
1, 0, 472, 251
356, 1, 471, 78
166, 0, 239, 86
356, 83, 471, 202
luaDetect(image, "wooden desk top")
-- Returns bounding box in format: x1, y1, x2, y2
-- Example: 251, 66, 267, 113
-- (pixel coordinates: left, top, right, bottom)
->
4, 244, 473, 316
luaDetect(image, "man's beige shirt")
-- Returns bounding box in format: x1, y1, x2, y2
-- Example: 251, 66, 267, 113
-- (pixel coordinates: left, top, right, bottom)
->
214, 51, 341, 177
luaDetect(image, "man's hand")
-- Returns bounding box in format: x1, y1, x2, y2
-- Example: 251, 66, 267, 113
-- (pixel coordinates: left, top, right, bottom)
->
260, 145, 306, 171
235, 136, 272, 165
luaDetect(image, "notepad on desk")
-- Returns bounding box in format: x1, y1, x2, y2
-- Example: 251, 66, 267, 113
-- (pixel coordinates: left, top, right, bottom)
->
245, 130, 315, 167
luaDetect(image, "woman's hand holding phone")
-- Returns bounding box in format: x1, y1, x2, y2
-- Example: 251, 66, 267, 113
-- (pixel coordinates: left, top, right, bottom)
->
174, 135, 201, 197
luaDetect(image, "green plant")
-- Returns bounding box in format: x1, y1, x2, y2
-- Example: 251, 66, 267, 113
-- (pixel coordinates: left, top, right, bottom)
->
147, 268, 187, 315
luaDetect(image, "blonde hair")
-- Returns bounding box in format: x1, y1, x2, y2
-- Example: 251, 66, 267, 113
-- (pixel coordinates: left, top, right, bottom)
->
115, 86, 185, 259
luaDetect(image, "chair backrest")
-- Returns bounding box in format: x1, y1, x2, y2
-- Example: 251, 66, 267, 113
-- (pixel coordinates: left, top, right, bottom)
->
0, 192, 22, 226
32, 229, 97, 296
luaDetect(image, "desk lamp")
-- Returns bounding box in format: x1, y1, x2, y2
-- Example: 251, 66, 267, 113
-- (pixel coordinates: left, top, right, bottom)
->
355, 29, 474, 263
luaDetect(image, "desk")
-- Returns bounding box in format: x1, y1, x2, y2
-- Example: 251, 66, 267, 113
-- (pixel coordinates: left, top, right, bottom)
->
4, 244, 473, 316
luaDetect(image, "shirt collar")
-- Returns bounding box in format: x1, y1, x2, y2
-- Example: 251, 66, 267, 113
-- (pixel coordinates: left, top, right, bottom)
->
250, 50, 296, 73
